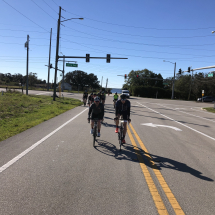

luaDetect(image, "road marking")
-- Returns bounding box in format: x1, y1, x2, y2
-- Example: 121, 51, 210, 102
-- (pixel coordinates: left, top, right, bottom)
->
129, 123, 185, 215
36, 92, 51, 95
137, 102, 215, 141
141, 123, 182, 131
127, 126, 169, 215
0, 108, 88, 173
156, 103, 215, 123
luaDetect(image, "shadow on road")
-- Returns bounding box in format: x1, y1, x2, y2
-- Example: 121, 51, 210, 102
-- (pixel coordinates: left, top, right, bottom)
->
94, 139, 139, 162
94, 139, 214, 182
146, 152, 214, 182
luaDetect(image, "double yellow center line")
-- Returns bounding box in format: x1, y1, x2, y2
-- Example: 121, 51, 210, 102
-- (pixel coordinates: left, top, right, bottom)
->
127, 123, 185, 215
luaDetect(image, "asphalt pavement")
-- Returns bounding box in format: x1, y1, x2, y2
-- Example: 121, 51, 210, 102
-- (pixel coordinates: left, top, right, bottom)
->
0, 89, 215, 215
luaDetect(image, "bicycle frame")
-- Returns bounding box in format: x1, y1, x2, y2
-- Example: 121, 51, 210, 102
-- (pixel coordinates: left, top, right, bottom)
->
118, 117, 127, 151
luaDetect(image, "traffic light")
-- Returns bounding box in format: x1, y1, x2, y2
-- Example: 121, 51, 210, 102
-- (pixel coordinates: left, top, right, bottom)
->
50, 64, 53, 68
106, 54, 111, 63
124, 74, 127, 79
86, 54, 90, 62
136, 75, 139, 78
188, 67, 190, 73
178, 69, 182, 74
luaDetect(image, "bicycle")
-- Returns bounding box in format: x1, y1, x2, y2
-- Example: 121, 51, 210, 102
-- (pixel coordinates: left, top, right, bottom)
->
88, 118, 100, 147
115, 116, 127, 151
83, 98, 87, 106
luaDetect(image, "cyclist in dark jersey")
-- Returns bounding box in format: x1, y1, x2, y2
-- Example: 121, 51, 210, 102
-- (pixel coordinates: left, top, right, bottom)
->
88, 93, 93, 107
101, 92, 105, 105
88, 96, 104, 137
114, 94, 131, 144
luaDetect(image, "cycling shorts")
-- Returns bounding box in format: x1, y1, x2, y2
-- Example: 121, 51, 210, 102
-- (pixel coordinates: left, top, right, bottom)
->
117, 113, 129, 120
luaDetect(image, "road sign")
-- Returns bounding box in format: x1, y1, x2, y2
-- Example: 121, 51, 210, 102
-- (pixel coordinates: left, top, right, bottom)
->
163, 83, 168, 85
66, 63, 78, 67
208, 73, 213, 77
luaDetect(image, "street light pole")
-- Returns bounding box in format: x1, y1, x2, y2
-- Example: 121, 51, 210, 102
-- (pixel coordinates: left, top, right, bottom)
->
163, 60, 176, 99
172, 62, 176, 99
47, 28, 52, 91
53, 7, 83, 101
53, 6, 61, 101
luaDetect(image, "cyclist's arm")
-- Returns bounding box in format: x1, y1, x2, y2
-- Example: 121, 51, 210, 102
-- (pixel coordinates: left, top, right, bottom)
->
115, 101, 119, 116
127, 101, 131, 118
101, 104, 104, 119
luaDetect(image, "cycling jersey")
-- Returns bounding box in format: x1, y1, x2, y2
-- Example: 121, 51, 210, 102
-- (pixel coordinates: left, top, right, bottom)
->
88, 103, 104, 119
83, 93, 88, 99
101, 95, 105, 100
114, 94, 118, 100
115, 100, 130, 119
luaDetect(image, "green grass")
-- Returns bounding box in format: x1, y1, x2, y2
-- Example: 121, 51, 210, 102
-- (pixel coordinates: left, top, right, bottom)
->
202, 107, 215, 113
0, 91, 82, 142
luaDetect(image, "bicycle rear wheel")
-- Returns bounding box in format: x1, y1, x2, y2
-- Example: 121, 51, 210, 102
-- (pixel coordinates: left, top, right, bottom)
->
93, 125, 96, 147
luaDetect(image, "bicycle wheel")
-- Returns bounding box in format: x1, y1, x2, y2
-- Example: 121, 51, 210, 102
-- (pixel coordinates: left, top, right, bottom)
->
93, 125, 96, 147
119, 125, 123, 151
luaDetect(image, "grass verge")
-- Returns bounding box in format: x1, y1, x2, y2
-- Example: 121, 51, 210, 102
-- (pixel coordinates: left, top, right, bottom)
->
202, 107, 215, 113
0, 91, 82, 142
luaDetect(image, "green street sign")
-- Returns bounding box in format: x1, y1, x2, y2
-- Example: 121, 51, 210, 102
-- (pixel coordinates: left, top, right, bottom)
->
66, 63, 78, 67
208, 73, 213, 77
163, 83, 168, 85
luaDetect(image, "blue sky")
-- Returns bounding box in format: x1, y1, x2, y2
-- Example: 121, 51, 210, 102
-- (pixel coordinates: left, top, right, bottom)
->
1, 0, 215, 88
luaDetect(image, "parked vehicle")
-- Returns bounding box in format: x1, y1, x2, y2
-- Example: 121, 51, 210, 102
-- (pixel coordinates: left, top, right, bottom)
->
197, 96, 215, 102
121, 90, 130, 98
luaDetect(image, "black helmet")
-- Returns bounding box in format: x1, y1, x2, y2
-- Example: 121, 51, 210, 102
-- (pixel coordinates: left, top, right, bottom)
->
115, 92, 117, 94
120, 94, 126, 100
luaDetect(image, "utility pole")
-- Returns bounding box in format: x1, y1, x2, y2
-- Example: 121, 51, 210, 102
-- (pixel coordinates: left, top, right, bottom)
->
172, 62, 176, 99
47, 28, 52, 91
62, 55, 65, 92
101, 76, 103, 89
188, 70, 193, 100
25, 35, 29, 95
105, 78, 108, 92
53, 6, 61, 101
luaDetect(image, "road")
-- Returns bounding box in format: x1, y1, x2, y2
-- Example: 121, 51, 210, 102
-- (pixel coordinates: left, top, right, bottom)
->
0, 89, 215, 214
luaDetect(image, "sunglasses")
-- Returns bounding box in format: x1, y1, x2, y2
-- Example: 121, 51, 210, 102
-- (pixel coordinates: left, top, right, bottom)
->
121, 99, 126, 101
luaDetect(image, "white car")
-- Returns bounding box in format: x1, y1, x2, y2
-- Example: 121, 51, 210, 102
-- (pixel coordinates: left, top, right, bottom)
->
121, 90, 130, 98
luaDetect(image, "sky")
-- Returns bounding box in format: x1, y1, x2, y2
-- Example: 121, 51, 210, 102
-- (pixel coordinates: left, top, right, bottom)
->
1, 0, 215, 88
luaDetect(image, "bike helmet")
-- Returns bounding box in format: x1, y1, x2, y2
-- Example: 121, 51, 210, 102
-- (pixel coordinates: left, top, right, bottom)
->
120, 94, 126, 100
94, 96, 100, 102
115, 92, 117, 94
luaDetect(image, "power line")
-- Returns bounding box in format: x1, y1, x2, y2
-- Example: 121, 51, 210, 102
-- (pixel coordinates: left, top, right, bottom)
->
67, 20, 215, 39
30, 0, 56, 21
63, 25, 215, 48
2, 0, 49, 32
65, 10, 215, 31
42, 0, 58, 14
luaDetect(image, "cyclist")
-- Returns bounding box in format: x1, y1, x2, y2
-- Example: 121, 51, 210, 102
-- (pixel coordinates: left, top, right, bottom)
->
101, 91, 105, 105
88, 96, 104, 137
113, 92, 119, 108
88, 93, 93, 107
83, 91, 88, 105
114, 94, 131, 144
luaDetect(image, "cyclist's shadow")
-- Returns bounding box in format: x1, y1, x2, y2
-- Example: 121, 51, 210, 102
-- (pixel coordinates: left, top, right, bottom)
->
94, 139, 141, 162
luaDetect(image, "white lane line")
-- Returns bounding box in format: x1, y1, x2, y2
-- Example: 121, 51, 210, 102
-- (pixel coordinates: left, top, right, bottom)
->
191, 107, 215, 116
36, 92, 51, 95
137, 102, 215, 141
0, 108, 88, 173
156, 103, 215, 123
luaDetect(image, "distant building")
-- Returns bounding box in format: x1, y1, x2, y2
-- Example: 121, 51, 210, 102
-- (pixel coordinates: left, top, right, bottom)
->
60, 83, 72, 91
